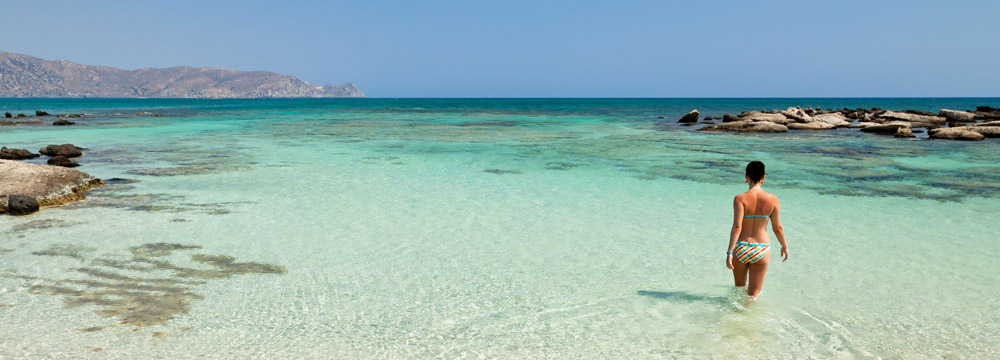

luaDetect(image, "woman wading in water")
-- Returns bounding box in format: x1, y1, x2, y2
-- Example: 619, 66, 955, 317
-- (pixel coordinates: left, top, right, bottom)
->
726, 161, 788, 299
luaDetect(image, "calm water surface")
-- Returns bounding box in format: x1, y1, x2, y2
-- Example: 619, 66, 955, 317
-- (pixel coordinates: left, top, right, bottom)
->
1, 99, 999, 359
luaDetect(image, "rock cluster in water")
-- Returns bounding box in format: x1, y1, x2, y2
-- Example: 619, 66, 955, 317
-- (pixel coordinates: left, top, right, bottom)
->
682, 106, 1000, 141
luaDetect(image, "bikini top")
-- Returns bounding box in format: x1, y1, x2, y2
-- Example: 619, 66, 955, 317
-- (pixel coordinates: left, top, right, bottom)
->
744, 215, 769, 218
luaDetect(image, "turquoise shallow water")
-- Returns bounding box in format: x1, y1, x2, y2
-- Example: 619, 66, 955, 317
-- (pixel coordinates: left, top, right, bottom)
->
1, 99, 999, 358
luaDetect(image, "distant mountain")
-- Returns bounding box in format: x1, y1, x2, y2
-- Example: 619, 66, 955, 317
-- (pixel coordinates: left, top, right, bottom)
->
0, 51, 364, 98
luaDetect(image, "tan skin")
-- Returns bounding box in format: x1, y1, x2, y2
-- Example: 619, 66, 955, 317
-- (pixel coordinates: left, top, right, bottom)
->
726, 174, 788, 298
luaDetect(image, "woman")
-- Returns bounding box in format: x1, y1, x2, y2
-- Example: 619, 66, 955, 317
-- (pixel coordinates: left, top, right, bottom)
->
726, 161, 788, 298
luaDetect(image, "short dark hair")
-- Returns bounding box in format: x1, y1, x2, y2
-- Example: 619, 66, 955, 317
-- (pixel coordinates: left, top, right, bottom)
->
746, 161, 765, 183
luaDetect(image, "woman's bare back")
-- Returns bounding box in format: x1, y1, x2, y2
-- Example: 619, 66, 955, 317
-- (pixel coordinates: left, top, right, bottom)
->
735, 189, 779, 244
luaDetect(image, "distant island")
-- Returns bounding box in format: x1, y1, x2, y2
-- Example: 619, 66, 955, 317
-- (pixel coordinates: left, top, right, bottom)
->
0, 51, 364, 98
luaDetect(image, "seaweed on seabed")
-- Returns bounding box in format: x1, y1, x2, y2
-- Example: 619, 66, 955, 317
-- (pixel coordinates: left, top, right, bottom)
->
6, 242, 285, 331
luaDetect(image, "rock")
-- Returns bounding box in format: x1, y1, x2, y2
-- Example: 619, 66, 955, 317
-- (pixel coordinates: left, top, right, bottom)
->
787, 122, 836, 130
698, 120, 788, 133
740, 111, 794, 125
679, 110, 700, 123
723, 113, 741, 122
699, 120, 716, 124
894, 128, 915, 138
810, 113, 851, 127
5, 194, 40, 215
53, 119, 76, 126
928, 127, 986, 141
47, 156, 80, 167
968, 126, 1000, 138
877, 111, 946, 127
901, 109, 937, 116
58, 114, 84, 118
0, 147, 41, 160
35, 111, 51, 116
0, 159, 103, 212
939, 109, 976, 122
657, 116, 665, 119
779, 107, 812, 122
39, 144, 83, 158
862, 122, 911, 134
16, 113, 27, 118
974, 120, 1000, 127
4, 112, 10, 118
848, 122, 875, 128
976, 106, 999, 112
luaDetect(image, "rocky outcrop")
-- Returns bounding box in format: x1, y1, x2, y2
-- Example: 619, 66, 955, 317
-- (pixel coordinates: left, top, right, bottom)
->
0, 159, 103, 213
939, 109, 976, 122
698, 120, 787, 133
740, 112, 793, 125
53, 119, 76, 126
894, 128, 915, 138
779, 107, 812, 122
968, 126, 1000, 138
4, 112, 10, 118
0, 51, 364, 99
974, 120, 1000, 127
787, 122, 836, 130
810, 113, 851, 127
722, 113, 740, 122
0, 147, 40, 160
877, 111, 946, 127
861, 122, 911, 134
39, 144, 83, 158
35, 111, 51, 116
679, 110, 700, 123
928, 127, 985, 141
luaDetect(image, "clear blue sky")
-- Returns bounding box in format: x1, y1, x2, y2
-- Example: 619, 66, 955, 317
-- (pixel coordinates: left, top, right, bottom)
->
3, 0, 998, 97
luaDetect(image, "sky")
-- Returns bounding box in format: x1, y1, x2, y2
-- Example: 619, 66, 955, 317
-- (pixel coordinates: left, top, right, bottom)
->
2, 0, 998, 97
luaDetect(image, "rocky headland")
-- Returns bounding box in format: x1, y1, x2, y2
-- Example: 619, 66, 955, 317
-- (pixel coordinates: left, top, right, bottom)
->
0, 51, 364, 98
682, 106, 1000, 141
0, 159, 103, 215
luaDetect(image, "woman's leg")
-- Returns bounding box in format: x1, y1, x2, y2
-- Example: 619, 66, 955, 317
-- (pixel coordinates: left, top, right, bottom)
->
746, 252, 771, 297
731, 256, 749, 287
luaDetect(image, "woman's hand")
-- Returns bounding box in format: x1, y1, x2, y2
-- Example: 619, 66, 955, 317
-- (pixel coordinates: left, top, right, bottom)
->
780, 247, 789, 262
726, 254, 734, 269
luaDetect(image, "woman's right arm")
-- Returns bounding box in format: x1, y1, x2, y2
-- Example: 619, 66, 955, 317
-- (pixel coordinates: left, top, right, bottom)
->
771, 197, 788, 262
727, 196, 743, 269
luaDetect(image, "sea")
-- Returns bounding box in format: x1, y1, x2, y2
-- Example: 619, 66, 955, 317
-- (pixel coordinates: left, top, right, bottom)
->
1, 98, 998, 359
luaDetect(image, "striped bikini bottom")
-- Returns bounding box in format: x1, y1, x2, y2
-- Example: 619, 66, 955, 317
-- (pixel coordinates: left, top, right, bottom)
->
734, 241, 770, 264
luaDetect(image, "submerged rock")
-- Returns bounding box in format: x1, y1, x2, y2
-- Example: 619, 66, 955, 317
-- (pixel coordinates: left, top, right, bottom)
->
4, 112, 11, 118
928, 127, 986, 141
0, 147, 40, 160
698, 120, 787, 133
53, 119, 76, 126
35, 110, 51, 116
47, 155, 80, 167
679, 109, 700, 123
0, 159, 102, 213
39, 144, 83, 158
